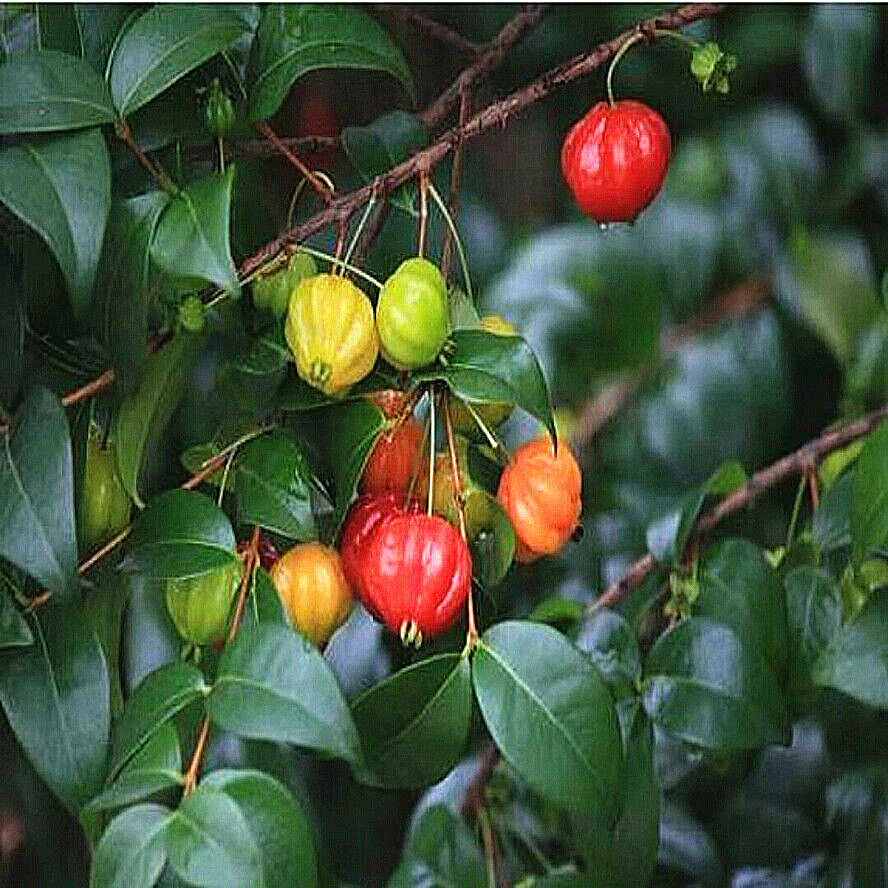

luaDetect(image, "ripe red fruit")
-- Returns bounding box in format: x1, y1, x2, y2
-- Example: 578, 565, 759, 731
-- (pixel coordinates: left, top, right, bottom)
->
561, 99, 671, 222
339, 492, 421, 598
361, 513, 472, 644
498, 438, 582, 563
360, 416, 425, 495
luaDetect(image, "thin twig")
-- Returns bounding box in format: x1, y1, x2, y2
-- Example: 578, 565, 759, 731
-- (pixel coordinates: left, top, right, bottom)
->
460, 742, 501, 816
115, 121, 177, 193
255, 121, 334, 204
238, 3, 725, 280
595, 404, 888, 610
372, 5, 482, 57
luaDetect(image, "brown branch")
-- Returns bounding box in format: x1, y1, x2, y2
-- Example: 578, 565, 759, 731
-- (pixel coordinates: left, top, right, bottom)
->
460, 741, 501, 816
372, 5, 482, 57
255, 121, 334, 204
238, 3, 725, 280
115, 121, 177, 193
595, 404, 888, 610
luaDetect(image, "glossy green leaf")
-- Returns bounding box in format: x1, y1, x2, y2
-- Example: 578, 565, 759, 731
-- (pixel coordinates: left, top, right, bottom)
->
0, 604, 110, 812
642, 617, 789, 751
201, 769, 319, 888
472, 620, 622, 817
0, 577, 32, 647
0, 386, 77, 598
107, 4, 247, 116
109, 660, 207, 780
785, 566, 841, 687
92, 191, 169, 380
150, 168, 240, 298
576, 609, 641, 693
114, 333, 203, 508
813, 470, 852, 551
247, 4, 414, 121
0, 127, 110, 312
813, 589, 888, 708
352, 654, 472, 789
90, 803, 170, 888
242, 568, 287, 628
87, 721, 182, 813
463, 490, 515, 588
75, 5, 135, 74
0, 49, 114, 132
852, 420, 888, 564
218, 336, 289, 413
209, 623, 362, 766
275, 370, 395, 412
386, 805, 485, 888
417, 330, 556, 443
646, 486, 706, 565
165, 786, 261, 888
235, 433, 316, 541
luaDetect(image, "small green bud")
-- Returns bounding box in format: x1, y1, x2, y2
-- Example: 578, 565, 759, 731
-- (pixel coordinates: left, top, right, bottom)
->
179, 295, 205, 333
691, 41, 738, 94
204, 78, 236, 137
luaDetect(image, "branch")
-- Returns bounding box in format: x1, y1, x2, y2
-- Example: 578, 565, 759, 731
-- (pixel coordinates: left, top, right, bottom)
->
595, 404, 888, 610
255, 121, 334, 203
372, 5, 482, 57
238, 3, 725, 279
115, 121, 177, 193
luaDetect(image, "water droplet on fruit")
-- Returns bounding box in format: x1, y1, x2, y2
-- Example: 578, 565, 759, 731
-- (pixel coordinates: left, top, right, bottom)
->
598, 222, 610, 232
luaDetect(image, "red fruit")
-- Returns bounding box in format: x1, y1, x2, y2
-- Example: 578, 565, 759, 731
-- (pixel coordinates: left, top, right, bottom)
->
361, 513, 472, 644
339, 492, 421, 598
561, 100, 671, 222
360, 415, 425, 495
497, 438, 582, 563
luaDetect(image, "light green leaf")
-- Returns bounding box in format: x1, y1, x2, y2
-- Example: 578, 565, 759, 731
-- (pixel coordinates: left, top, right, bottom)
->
0, 576, 32, 647
90, 803, 170, 888
851, 420, 888, 564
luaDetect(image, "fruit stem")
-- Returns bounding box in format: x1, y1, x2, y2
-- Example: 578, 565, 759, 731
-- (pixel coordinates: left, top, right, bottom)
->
784, 475, 807, 551
417, 166, 430, 259
255, 120, 333, 204
294, 245, 384, 290
651, 28, 703, 50
427, 182, 474, 301
606, 30, 645, 106
343, 193, 377, 269
427, 387, 437, 517
182, 716, 211, 796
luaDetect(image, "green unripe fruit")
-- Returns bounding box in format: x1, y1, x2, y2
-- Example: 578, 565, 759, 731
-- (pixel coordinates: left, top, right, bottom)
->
376, 257, 449, 370
79, 433, 131, 552
165, 563, 239, 645
204, 78, 236, 138
253, 251, 318, 317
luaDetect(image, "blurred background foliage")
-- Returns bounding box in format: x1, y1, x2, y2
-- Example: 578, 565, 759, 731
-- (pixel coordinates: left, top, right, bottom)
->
3, 3, 888, 887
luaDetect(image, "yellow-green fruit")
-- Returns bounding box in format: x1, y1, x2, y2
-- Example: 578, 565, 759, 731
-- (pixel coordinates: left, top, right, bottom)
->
253, 251, 318, 317
79, 435, 131, 552
451, 314, 518, 436
376, 257, 449, 370
269, 542, 353, 646
165, 563, 239, 645
285, 274, 379, 396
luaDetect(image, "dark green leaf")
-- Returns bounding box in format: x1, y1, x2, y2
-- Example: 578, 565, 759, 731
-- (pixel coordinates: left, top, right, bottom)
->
813, 588, 888, 708
107, 4, 248, 116
151, 168, 239, 297
472, 620, 622, 817
646, 486, 706, 564
0, 128, 110, 312
247, 4, 414, 121
75, 5, 135, 74
242, 567, 287, 628
114, 333, 203, 507
642, 617, 789, 750
235, 432, 316, 541
0, 604, 110, 812
528, 596, 585, 627
81, 568, 129, 717
352, 654, 472, 789
93, 192, 170, 380
657, 801, 722, 886
165, 786, 261, 888
464, 490, 515, 588
209, 623, 362, 766
852, 420, 888, 564
0, 386, 76, 598
124, 489, 238, 581
109, 660, 207, 780
0, 571, 32, 647
218, 336, 289, 413
0, 49, 114, 132
785, 566, 841, 690
576, 609, 641, 693
0, 259, 24, 407
387, 805, 485, 888
417, 330, 555, 443
87, 721, 182, 813
37, 4, 80, 54
813, 470, 852, 551
90, 803, 170, 888
201, 769, 319, 888
275, 369, 395, 412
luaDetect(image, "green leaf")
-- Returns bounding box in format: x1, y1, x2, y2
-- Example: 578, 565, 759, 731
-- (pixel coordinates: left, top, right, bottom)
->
218, 336, 289, 413
465, 490, 516, 588
151, 168, 240, 298
90, 803, 170, 888
109, 660, 207, 780
0, 386, 77, 598
813, 589, 888, 708
690, 41, 737, 94
107, 4, 248, 117
813, 470, 852, 551
785, 566, 841, 686
0, 577, 32, 647
87, 721, 182, 813
642, 617, 789, 751
37, 5, 81, 54
275, 369, 395, 412
387, 805, 485, 888
417, 330, 556, 443
0, 49, 114, 132
123, 489, 238, 581
200, 769, 319, 888
577, 609, 641, 693
114, 333, 203, 508
208, 623, 362, 766
352, 654, 472, 789
851, 420, 888, 564
0, 127, 110, 312
0, 604, 110, 812
472, 620, 622, 817
247, 4, 414, 121
235, 432, 316, 541
165, 786, 261, 888
75, 5, 135, 74
242, 567, 287, 628
93, 191, 170, 380
645, 486, 706, 565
